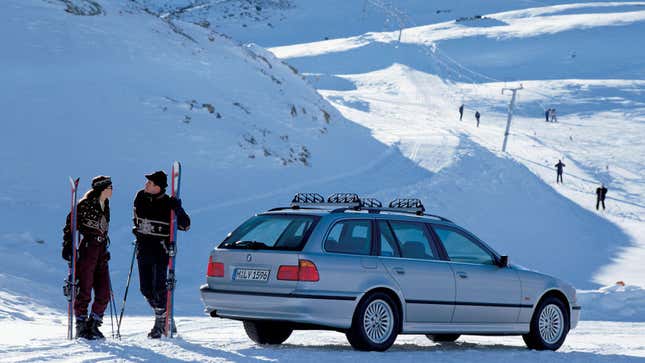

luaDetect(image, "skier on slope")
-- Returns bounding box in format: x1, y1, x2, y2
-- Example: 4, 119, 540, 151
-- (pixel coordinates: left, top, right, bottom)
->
545, 108, 551, 122
132, 170, 190, 338
459, 104, 464, 121
596, 184, 608, 210
62, 176, 113, 340
475, 111, 481, 127
555, 159, 566, 184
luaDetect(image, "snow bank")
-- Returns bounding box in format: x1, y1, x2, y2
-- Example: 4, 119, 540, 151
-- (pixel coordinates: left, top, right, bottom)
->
579, 284, 645, 322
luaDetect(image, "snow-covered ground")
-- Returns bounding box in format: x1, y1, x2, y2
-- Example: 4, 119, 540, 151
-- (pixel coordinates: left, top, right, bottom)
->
3, 317, 645, 362
1, 0, 645, 360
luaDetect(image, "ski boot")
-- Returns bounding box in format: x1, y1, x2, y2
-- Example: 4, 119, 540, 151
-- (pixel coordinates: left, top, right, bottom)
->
75, 316, 92, 340
148, 308, 166, 339
87, 313, 105, 340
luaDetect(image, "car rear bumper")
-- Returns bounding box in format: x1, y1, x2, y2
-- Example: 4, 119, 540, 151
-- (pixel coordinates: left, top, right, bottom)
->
200, 284, 357, 329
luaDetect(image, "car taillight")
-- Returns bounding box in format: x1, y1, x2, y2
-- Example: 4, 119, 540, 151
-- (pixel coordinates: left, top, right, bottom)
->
277, 265, 299, 281
207, 256, 224, 277
277, 259, 319, 282
298, 260, 319, 282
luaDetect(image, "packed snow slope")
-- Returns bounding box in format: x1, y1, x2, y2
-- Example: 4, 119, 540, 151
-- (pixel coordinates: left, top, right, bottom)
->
158, 0, 645, 289
1, 0, 644, 329
0, 0, 428, 317
1, 0, 645, 361
3, 318, 645, 361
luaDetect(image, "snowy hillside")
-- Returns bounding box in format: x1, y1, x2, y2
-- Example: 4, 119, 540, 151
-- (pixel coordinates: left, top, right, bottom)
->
0, 0, 425, 317
136, 0, 645, 290
210, 0, 645, 289
1, 0, 645, 360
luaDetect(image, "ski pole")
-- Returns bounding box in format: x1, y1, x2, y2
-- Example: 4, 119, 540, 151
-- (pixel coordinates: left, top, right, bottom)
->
116, 241, 137, 339
108, 279, 116, 339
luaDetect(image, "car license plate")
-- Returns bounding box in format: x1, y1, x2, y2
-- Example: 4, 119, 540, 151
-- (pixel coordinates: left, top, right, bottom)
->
235, 268, 270, 281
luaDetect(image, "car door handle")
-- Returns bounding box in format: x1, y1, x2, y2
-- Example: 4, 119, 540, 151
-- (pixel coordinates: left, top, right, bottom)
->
457, 271, 468, 279
392, 267, 405, 275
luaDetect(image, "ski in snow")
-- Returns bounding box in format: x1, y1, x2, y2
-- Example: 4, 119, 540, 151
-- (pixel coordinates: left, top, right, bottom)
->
64, 177, 80, 340
164, 161, 181, 338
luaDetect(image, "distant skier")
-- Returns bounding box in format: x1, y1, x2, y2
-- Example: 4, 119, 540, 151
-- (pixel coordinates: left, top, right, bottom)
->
475, 111, 481, 127
596, 184, 608, 210
545, 108, 551, 122
459, 104, 464, 121
132, 171, 190, 338
550, 108, 558, 122
555, 159, 565, 183
62, 176, 113, 340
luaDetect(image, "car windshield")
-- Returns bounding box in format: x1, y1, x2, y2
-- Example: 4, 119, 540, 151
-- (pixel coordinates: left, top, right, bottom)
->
219, 214, 319, 251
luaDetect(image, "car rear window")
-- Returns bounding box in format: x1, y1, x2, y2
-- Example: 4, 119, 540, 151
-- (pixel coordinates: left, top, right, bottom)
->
219, 214, 319, 251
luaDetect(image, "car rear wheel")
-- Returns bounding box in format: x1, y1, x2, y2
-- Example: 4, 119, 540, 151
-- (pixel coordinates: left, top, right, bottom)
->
426, 334, 460, 343
522, 296, 570, 351
346, 292, 400, 351
243, 321, 293, 345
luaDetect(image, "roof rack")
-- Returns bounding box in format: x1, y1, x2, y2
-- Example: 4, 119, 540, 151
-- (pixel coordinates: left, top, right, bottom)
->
327, 193, 361, 205
292, 192, 324, 204
269, 193, 452, 222
361, 198, 383, 208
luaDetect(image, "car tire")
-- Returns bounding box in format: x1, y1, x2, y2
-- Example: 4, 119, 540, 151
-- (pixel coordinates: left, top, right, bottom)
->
243, 321, 293, 345
522, 296, 570, 351
426, 334, 460, 343
346, 292, 400, 351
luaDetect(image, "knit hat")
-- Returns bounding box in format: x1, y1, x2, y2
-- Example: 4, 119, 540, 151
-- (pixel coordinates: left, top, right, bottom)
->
91, 176, 112, 192
145, 171, 168, 189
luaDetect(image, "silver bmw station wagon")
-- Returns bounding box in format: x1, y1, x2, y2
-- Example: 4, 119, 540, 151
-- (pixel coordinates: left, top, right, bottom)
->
200, 193, 580, 351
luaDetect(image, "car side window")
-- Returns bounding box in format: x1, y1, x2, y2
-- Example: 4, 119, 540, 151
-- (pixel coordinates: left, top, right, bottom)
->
432, 226, 494, 265
377, 221, 400, 257
389, 221, 436, 260
324, 220, 372, 255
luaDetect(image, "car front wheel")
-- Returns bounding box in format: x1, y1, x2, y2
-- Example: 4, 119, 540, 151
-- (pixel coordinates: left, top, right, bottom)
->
346, 292, 400, 351
522, 296, 570, 351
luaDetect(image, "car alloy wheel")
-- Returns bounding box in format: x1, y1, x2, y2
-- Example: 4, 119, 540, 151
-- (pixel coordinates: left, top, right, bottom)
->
538, 304, 564, 344
362, 299, 394, 344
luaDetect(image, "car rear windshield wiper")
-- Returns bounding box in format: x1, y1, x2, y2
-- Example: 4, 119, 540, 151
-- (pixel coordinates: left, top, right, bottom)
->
224, 240, 271, 249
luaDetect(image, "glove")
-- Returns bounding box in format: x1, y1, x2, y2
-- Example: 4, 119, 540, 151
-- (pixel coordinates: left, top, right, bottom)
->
105, 251, 111, 261
62, 241, 72, 262
169, 196, 182, 211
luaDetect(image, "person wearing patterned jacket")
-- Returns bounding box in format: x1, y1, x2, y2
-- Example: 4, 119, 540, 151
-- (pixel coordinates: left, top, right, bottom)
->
62, 175, 113, 340
132, 170, 190, 338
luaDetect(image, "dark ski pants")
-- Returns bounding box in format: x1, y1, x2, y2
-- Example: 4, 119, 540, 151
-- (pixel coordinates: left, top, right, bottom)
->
74, 238, 110, 319
596, 199, 605, 210
137, 249, 169, 311
557, 172, 563, 183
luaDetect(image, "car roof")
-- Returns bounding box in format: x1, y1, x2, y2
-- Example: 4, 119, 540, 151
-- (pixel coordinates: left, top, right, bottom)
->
261, 208, 456, 225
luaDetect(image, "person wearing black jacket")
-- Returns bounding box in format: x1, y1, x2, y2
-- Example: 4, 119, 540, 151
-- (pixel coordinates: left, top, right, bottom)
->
596, 184, 608, 210
132, 170, 190, 338
555, 159, 566, 184
62, 175, 113, 340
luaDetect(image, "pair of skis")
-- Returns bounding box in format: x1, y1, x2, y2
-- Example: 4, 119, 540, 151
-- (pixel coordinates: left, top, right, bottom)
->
66, 161, 182, 340
164, 161, 181, 338
65, 178, 80, 340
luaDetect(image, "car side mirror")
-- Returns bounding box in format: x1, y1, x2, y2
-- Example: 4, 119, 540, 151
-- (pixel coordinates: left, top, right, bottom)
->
498, 255, 508, 268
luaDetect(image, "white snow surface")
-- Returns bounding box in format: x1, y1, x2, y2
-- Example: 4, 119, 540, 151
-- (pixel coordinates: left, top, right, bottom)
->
2, 318, 645, 362
1, 0, 645, 360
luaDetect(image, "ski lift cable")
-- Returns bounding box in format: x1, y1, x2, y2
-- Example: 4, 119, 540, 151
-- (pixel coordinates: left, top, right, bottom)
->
383, 4, 557, 110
